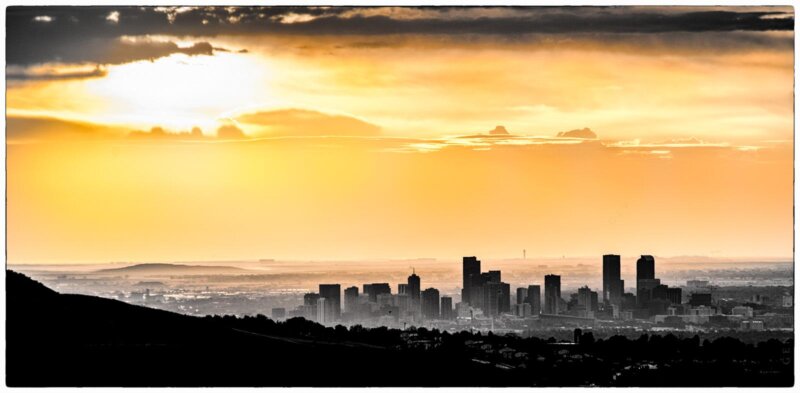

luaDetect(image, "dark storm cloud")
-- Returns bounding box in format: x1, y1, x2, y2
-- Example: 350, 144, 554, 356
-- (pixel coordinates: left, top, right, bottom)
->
7, 6, 793, 66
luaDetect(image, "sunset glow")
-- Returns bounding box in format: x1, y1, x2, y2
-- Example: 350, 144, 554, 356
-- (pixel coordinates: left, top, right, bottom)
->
6, 6, 794, 263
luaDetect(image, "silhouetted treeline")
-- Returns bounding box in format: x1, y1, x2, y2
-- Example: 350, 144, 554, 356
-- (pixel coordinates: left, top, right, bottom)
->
6, 270, 793, 387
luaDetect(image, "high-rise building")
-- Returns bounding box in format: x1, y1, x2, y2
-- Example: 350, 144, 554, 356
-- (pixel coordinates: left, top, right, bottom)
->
499, 282, 511, 313
316, 297, 331, 324
407, 272, 421, 309
602, 254, 622, 303
363, 283, 391, 302
304, 292, 320, 306
398, 283, 408, 295
516, 287, 528, 305
440, 296, 453, 320
421, 288, 440, 319
652, 285, 682, 304
487, 270, 501, 283
303, 292, 321, 321
637, 255, 656, 280
344, 286, 359, 313
527, 285, 541, 315
544, 275, 561, 314
577, 286, 599, 313
482, 281, 502, 316
319, 284, 341, 320
636, 255, 656, 307
462, 256, 481, 305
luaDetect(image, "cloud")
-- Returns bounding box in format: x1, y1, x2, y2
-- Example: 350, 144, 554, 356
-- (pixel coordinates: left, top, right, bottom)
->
217, 124, 246, 139
7, 64, 107, 81
6, 6, 793, 66
104, 39, 214, 64
488, 125, 510, 135
6, 115, 126, 142
128, 126, 208, 140
557, 127, 598, 139
235, 108, 381, 137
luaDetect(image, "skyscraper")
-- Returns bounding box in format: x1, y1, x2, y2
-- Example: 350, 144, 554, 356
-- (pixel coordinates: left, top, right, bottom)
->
516, 287, 528, 305
440, 296, 453, 320
482, 281, 502, 316
407, 272, 421, 310
577, 286, 599, 314
636, 255, 657, 307
637, 255, 655, 281
462, 256, 481, 305
319, 284, 341, 321
544, 275, 561, 314
316, 297, 331, 324
527, 285, 541, 315
421, 288, 440, 319
602, 254, 621, 303
364, 283, 391, 302
344, 286, 359, 314
499, 282, 511, 313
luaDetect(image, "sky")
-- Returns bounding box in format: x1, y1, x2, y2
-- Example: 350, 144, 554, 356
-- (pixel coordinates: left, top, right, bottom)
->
5, 6, 794, 264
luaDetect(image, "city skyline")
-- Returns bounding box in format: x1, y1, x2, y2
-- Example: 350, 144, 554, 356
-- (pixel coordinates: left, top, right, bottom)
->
6, 6, 794, 264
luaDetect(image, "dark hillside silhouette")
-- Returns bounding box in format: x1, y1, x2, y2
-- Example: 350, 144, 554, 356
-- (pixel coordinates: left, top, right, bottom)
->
6, 270, 793, 387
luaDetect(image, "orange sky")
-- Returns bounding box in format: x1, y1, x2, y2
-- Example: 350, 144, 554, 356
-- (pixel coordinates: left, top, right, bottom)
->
5, 6, 794, 263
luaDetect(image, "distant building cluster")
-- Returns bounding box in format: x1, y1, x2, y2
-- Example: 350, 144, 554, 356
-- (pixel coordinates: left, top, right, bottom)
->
280, 254, 792, 332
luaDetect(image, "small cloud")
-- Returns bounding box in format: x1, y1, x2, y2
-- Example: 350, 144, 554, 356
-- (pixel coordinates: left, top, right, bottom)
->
33, 15, 53, 23
557, 127, 598, 139
489, 125, 510, 135
235, 108, 381, 137
106, 11, 120, 24
217, 124, 246, 139
272, 12, 318, 24
128, 126, 207, 140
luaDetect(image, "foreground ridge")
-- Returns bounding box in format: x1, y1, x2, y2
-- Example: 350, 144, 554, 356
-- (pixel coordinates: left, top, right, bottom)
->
6, 270, 793, 387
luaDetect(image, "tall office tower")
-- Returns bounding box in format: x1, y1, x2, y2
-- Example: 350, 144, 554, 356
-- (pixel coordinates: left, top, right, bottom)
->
544, 275, 562, 314
396, 293, 410, 315
516, 287, 529, 305
499, 282, 511, 313
577, 286, 599, 312
421, 288, 440, 319
398, 283, 408, 295
303, 292, 321, 306
344, 286, 359, 314
440, 296, 453, 320
527, 285, 542, 315
482, 281, 502, 316
303, 292, 321, 320
316, 298, 330, 324
637, 255, 655, 280
462, 256, 481, 305
602, 254, 622, 303
319, 284, 341, 320
636, 255, 656, 307
407, 272, 421, 309
364, 283, 391, 302
487, 270, 501, 283
610, 279, 625, 306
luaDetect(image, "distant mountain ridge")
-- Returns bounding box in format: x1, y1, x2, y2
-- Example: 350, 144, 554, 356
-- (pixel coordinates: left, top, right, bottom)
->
95, 263, 248, 274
